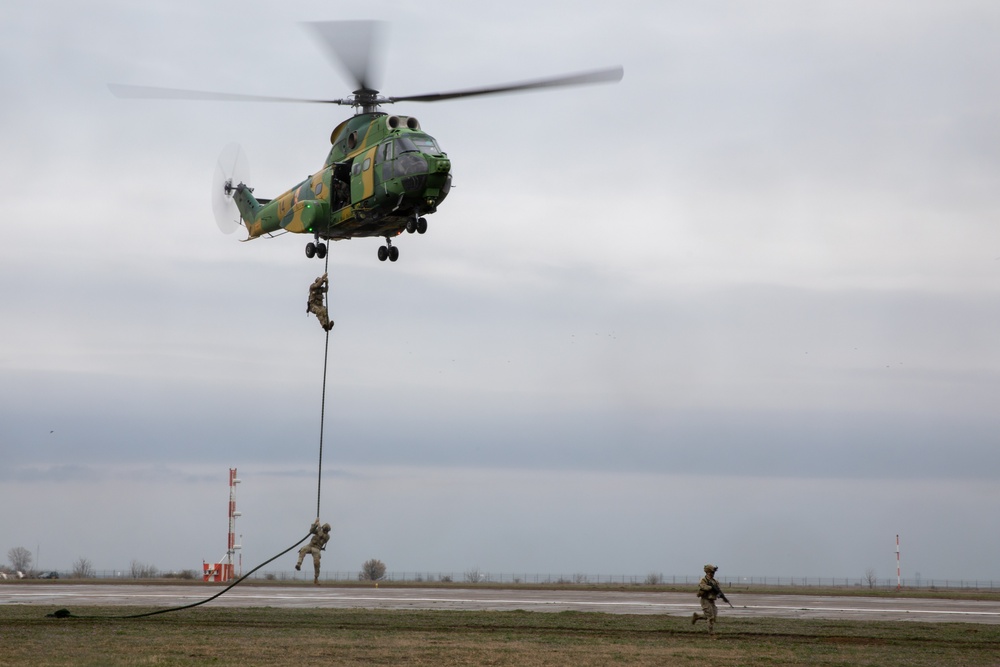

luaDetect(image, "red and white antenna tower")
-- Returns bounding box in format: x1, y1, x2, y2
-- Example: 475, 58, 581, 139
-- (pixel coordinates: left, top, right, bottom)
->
203, 468, 243, 582
227, 468, 242, 580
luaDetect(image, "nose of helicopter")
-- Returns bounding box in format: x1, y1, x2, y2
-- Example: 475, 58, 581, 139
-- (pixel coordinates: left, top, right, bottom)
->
425, 155, 451, 182
421, 155, 451, 208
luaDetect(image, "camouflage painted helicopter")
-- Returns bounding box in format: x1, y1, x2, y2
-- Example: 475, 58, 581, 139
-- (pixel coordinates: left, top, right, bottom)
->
110, 21, 622, 263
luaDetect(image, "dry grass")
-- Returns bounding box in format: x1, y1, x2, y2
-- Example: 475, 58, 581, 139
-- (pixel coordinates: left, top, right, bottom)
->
2, 605, 999, 666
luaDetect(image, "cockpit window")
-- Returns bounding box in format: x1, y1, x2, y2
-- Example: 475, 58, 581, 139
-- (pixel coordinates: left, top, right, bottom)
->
395, 134, 443, 156
395, 137, 418, 154
377, 141, 393, 163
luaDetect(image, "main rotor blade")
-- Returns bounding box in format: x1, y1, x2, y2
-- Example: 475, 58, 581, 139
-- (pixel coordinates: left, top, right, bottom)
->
107, 83, 349, 105
390, 66, 624, 103
302, 20, 385, 93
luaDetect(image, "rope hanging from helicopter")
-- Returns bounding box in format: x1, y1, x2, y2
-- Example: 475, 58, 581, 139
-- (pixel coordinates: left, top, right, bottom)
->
315, 249, 331, 517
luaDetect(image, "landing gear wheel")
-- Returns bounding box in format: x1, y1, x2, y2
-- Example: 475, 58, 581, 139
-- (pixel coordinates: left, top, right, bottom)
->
416, 217, 427, 234
388, 245, 399, 262
405, 218, 416, 234
305, 242, 316, 258
377, 246, 388, 262
316, 242, 327, 259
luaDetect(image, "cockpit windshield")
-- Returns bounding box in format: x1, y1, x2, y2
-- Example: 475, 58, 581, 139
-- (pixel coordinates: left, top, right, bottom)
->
395, 134, 444, 156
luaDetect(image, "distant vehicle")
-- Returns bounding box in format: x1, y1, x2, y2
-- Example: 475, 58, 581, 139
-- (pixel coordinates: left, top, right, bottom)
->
37, 571, 59, 579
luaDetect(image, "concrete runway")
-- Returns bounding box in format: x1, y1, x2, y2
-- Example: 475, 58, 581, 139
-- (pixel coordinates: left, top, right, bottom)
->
4, 584, 1000, 624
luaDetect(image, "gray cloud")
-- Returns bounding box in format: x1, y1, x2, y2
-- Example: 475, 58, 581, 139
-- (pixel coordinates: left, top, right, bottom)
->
2, 0, 999, 581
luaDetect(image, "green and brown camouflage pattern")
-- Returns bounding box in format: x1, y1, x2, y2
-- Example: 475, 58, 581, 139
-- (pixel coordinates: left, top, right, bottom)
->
235, 113, 451, 241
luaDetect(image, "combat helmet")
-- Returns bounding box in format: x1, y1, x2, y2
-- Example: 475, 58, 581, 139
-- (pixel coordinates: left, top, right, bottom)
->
704, 564, 718, 574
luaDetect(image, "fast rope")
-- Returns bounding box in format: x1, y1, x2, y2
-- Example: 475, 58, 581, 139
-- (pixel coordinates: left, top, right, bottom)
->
316, 249, 331, 518
45, 533, 312, 620
47, 250, 337, 621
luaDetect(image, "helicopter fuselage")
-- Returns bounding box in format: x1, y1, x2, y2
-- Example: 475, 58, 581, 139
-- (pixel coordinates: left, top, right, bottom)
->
235, 113, 450, 244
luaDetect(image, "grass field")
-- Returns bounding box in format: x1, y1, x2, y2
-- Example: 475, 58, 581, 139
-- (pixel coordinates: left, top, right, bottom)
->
3, 605, 1000, 666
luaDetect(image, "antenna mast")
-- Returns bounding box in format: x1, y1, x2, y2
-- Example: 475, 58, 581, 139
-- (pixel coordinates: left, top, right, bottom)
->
227, 468, 242, 580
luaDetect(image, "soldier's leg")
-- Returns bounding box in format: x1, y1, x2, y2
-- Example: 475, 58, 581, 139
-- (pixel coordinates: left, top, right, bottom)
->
312, 551, 321, 585
698, 598, 714, 631
295, 545, 308, 570
705, 600, 718, 634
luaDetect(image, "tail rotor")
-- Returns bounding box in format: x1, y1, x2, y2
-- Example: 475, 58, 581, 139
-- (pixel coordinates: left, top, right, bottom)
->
212, 143, 250, 234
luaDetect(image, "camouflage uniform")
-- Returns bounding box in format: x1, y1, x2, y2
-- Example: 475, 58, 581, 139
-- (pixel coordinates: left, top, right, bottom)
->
333, 178, 349, 209
307, 273, 334, 331
692, 564, 721, 634
295, 520, 332, 584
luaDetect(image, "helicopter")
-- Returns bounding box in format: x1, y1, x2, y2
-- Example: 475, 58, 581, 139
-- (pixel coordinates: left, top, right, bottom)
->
109, 21, 623, 263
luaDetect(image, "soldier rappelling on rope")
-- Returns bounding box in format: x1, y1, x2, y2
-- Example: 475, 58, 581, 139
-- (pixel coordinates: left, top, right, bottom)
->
295, 519, 332, 585
307, 273, 334, 331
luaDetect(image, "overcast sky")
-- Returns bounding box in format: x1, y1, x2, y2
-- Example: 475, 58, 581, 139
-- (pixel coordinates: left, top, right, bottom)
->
2, 0, 998, 583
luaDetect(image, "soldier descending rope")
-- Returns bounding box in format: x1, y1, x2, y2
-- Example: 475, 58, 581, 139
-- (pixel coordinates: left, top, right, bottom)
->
295, 519, 332, 585
307, 273, 334, 331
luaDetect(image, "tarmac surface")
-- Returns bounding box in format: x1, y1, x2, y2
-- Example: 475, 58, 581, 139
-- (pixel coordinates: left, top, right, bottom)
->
4, 584, 1000, 624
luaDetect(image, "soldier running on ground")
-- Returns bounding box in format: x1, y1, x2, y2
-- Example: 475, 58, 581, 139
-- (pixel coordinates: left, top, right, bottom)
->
307, 273, 334, 331
295, 519, 331, 585
692, 563, 729, 635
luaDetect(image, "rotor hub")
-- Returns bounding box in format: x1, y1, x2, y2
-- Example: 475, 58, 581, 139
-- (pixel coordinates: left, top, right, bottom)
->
351, 88, 391, 114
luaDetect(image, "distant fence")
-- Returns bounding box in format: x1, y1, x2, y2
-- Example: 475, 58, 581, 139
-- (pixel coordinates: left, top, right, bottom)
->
20, 570, 1000, 590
